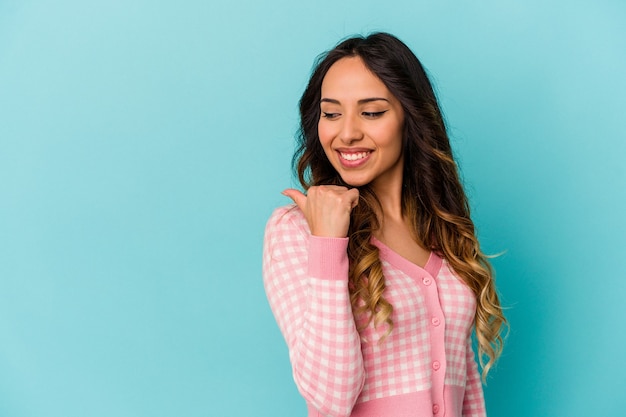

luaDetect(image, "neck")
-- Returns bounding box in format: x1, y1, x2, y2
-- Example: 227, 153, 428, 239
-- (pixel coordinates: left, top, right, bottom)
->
371, 177, 404, 223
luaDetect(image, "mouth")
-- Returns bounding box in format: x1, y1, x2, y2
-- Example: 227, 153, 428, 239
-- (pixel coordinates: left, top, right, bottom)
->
336, 150, 372, 168
339, 151, 371, 161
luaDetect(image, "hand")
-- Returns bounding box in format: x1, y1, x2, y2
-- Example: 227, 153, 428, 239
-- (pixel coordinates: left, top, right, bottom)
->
283, 186, 359, 238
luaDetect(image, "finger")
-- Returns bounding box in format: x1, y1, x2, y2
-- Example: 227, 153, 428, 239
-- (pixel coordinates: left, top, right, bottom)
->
347, 188, 360, 209
322, 185, 349, 192
282, 188, 307, 211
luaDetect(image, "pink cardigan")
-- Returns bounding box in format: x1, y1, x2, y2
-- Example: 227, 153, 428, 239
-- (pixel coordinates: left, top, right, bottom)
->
263, 205, 486, 417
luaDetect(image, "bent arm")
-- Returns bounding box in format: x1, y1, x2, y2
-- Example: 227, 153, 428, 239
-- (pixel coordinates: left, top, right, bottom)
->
263, 207, 365, 417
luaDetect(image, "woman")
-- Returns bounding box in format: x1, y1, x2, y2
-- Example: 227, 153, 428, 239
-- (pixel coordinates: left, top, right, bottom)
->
263, 32, 506, 417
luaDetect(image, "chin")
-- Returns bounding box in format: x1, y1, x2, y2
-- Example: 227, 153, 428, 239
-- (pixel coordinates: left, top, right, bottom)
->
339, 175, 370, 188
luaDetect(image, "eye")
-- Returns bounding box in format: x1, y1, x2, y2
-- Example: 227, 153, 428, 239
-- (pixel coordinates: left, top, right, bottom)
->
322, 112, 340, 120
362, 110, 388, 119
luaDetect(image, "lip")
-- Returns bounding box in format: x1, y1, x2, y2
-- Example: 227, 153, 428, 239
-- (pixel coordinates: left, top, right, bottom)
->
335, 149, 373, 168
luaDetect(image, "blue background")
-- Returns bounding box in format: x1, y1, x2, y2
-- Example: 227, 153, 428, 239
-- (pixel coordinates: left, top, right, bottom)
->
1, 1, 625, 416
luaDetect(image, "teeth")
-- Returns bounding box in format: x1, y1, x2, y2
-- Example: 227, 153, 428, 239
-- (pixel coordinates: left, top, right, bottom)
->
340, 151, 370, 161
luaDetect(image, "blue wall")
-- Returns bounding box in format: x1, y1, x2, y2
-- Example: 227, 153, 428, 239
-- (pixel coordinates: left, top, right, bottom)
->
1, 1, 625, 416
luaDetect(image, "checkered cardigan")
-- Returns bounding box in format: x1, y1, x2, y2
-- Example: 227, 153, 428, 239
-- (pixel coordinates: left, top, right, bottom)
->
263, 205, 486, 417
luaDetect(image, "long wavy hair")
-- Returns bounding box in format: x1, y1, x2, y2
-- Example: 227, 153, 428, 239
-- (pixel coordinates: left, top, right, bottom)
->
293, 32, 506, 379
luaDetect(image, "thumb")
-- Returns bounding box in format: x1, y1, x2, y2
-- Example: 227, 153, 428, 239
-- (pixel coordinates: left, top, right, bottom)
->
282, 188, 307, 212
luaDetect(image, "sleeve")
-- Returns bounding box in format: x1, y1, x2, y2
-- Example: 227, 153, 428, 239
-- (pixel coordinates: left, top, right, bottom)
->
263, 207, 365, 417
462, 336, 487, 417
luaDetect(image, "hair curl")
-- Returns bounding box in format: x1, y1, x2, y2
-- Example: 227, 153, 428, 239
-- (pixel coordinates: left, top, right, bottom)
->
293, 32, 506, 379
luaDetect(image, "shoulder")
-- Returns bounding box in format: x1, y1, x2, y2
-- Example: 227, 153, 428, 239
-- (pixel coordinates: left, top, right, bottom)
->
265, 204, 309, 238
263, 205, 310, 267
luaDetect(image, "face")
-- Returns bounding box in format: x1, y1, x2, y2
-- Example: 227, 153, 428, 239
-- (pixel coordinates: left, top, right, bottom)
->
318, 56, 405, 190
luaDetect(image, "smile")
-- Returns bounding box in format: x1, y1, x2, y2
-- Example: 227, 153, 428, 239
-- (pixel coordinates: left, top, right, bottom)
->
339, 151, 371, 161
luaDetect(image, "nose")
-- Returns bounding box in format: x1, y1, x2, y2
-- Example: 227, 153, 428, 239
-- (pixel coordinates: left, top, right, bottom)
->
338, 113, 364, 144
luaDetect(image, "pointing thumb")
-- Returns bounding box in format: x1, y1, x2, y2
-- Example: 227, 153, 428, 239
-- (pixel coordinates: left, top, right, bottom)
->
282, 188, 307, 212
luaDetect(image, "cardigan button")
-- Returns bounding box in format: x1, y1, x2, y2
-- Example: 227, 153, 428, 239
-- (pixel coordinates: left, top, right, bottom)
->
432, 361, 441, 371
433, 404, 440, 414
431, 317, 440, 326
422, 277, 432, 286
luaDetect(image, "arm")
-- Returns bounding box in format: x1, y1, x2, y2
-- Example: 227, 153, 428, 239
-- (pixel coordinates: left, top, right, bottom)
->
462, 336, 487, 417
263, 207, 365, 417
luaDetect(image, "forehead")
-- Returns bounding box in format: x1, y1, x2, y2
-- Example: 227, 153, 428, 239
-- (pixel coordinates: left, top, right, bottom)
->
321, 56, 390, 99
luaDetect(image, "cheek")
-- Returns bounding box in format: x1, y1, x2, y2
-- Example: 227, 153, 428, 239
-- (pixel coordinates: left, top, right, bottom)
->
382, 118, 404, 151
317, 121, 334, 148
372, 123, 403, 149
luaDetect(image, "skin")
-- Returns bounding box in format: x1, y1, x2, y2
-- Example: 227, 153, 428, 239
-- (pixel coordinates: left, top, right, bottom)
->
284, 56, 430, 267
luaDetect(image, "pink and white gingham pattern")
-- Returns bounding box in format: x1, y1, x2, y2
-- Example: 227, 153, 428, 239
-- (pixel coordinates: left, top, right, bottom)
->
357, 261, 432, 402
437, 262, 477, 386
263, 205, 486, 417
264, 206, 364, 417
437, 261, 486, 416
462, 338, 486, 416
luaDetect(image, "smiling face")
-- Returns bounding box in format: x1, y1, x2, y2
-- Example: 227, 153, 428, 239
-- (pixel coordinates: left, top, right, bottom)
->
318, 56, 405, 190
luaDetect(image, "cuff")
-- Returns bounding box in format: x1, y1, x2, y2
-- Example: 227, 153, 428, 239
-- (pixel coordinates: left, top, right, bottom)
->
307, 235, 349, 280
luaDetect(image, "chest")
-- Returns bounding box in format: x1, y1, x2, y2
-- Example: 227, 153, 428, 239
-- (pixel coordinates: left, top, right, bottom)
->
360, 259, 476, 342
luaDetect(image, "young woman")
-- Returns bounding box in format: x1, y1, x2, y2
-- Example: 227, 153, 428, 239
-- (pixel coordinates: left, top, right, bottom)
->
263, 32, 506, 417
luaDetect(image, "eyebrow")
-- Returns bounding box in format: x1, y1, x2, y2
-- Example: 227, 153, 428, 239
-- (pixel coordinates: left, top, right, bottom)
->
320, 97, 390, 105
